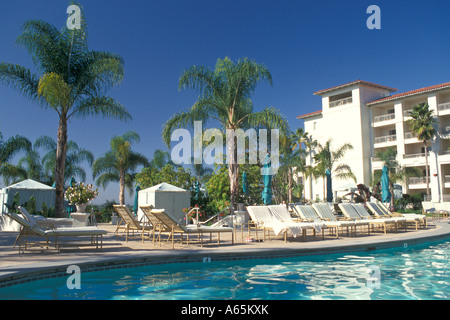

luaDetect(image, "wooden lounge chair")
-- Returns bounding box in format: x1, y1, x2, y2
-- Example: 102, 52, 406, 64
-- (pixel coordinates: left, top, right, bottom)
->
113, 205, 152, 243
268, 205, 322, 239
139, 205, 173, 244
312, 203, 360, 236
337, 203, 372, 235
368, 202, 427, 229
5, 211, 107, 253
350, 203, 402, 233
293, 204, 354, 238
143, 207, 234, 249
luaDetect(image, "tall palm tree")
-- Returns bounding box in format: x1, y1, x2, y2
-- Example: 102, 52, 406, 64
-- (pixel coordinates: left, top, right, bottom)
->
313, 139, 356, 201
0, 3, 131, 216
36, 136, 94, 185
162, 57, 288, 209
0, 129, 31, 183
407, 103, 437, 200
291, 128, 316, 201
92, 131, 149, 205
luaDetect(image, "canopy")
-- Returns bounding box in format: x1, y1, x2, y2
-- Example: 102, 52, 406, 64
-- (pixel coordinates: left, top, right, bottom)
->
137, 183, 190, 223
381, 165, 392, 204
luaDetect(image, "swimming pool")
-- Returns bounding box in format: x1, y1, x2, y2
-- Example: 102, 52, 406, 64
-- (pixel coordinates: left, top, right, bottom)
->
1, 240, 448, 300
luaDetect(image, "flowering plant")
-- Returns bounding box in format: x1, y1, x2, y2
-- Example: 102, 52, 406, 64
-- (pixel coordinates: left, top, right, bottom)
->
65, 182, 99, 205
182, 205, 204, 222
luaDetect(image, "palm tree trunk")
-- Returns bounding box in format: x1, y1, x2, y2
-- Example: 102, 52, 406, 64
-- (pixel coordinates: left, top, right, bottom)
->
119, 169, 125, 205
227, 132, 239, 211
55, 115, 68, 218
288, 168, 293, 203
424, 142, 430, 201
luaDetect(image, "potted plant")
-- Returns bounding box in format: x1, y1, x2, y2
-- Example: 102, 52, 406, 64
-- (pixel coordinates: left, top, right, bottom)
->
65, 182, 99, 213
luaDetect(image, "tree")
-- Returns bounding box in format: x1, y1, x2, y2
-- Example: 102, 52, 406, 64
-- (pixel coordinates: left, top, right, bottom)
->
162, 57, 288, 209
0, 129, 31, 183
313, 139, 356, 200
373, 147, 421, 208
135, 164, 195, 191
92, 131, 148, 205
0, 3, 131, 216
407, 103, 437, 201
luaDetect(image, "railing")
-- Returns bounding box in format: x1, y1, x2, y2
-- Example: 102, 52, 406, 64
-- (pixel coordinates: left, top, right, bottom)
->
374, 134, 397, 144
445, 175, 450, 183
404, 132, 417, 140
408, 177, 427, 185
438, 102, 450, 111
329, 97, 353, 108
403, 153, 425, 159
403, 109, 413, 117
373, 113, 395, 123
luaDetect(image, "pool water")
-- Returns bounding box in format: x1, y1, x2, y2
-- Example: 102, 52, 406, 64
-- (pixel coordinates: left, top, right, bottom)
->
1, 240, 448, 300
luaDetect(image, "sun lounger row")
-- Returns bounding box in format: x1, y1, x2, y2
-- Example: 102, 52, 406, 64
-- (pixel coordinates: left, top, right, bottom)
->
114, 205, 234, 249
422, 201, 450, 219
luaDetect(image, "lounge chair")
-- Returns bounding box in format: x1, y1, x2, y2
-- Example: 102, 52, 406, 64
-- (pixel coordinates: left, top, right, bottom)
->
312, 203, 363, 236
433, 203, 450, 219
293, 204, 355, 238
5, 211, 107, 253
337, 203, 374, 235
350, 203, 403, 233
17, 206, 73, 229
268, 205, 323, 238
113, 205, 152, 243
140, 205, 174, 244
369, 202, 427, 228
142, 207, 234, 249
246, 205, 313, 242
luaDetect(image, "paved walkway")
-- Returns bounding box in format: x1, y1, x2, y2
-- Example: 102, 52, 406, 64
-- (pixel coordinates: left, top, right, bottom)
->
0, 218, 449, 285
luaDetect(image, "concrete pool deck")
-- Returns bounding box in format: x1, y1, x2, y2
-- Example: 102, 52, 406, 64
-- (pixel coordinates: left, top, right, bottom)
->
0, 218, 449, 287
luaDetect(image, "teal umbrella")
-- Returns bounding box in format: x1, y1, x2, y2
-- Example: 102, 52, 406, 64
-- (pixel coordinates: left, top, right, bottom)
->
242, 172, 249, 195
133, 185, 141, 215
326, 169, 333, 203
194, 181, 200, 201
66, 176, 77, 215
381, 165, 392, 204
262, 155, 272, 205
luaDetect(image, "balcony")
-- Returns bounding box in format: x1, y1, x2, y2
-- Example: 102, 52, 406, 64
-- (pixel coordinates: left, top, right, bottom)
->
329, 97, 353, 108
403, 153, 425, 159
408, 177, 427, 185
373, 113, 395, 123
403, 109, 413, 118
438, 102, 450, 112
374, 134, 397, 145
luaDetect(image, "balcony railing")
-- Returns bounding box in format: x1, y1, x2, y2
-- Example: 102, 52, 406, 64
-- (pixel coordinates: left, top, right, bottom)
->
409, 177, 427, 185
438, 102, 450, 111
445, 175, 450, 183
373, 113, 395, 123
404, 132, 418, 140
329, 97, 353, 108
403, 153, 425, 159
403, 109, 413, 117
374, 134, 397, 144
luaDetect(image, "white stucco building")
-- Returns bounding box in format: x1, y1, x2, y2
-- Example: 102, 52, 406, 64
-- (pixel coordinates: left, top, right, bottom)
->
297, 80, 450, 203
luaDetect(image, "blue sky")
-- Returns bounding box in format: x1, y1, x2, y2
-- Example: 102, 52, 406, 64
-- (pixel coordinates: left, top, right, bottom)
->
1, 0, 450, 204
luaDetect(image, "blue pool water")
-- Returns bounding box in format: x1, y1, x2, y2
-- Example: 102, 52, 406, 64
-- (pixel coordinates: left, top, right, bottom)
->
1, 240, 448, 300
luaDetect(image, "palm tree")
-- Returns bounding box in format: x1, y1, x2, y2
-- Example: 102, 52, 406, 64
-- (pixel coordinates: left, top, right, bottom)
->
162, 57, 288, 209
313, 139, 356, 201
0, 129, 31, 183
36, 136, 94, 185
291, 128, 316, 201
0, 3, 131, 217
407, 103, 437, 200
92, 131, 149, 205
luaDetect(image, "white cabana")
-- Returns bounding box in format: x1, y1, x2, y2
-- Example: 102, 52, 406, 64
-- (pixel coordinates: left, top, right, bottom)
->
0, 179, 55, 231
137, 183, 190, 224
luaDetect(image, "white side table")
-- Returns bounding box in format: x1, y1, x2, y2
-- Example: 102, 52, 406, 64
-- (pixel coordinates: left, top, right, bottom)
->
71, 213, 90, 227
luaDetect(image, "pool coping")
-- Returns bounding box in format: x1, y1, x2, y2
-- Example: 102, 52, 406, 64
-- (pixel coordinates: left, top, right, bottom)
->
0, 221, 449, 288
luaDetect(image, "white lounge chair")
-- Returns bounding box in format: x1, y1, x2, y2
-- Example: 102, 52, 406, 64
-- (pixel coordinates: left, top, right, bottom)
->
337, 203, 373, 235
370, 202, 427, 229
350, 203, 402, 233
5, 211, 107, 253
18, 206, 73, 229
113, 205, 153, 243
312, 203, 363, 236
294, 204, 356, 238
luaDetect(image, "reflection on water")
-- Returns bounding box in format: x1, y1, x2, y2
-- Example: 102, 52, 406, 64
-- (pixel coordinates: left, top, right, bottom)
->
0, 241, 448, 300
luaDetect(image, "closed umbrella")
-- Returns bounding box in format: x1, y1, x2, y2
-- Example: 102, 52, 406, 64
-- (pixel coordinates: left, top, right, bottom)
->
242, 172, 249, 196
66, 176, 77, 215
326, 169, 333, 203
262, 155, 272, 205
381, 165, 392, 204
133, 185, 141, 215
194, 181, 200, 201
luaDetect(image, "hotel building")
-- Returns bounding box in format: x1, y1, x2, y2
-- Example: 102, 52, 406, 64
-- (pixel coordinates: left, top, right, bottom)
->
297, 80, 450, 203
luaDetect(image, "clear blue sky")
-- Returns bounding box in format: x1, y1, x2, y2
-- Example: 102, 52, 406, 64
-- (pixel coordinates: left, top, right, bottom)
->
1, 0, 450, 204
